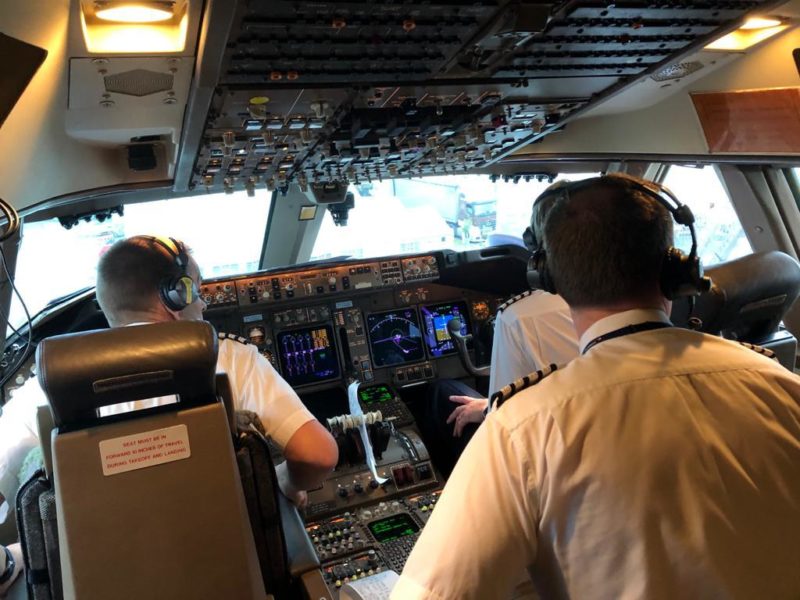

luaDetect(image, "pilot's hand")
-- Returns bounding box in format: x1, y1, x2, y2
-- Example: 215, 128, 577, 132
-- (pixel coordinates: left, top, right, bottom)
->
446, 395, 488, 438
275, 461, 309, 509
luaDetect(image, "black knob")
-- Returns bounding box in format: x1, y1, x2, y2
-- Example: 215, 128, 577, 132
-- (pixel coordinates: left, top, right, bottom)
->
354, 482, 364, 494
337, 487, 349, 498
369, 479, 379, 489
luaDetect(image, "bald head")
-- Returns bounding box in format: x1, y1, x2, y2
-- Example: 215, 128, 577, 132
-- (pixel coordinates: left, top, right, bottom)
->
96, 236, 185, 326
542, 174, 673, 308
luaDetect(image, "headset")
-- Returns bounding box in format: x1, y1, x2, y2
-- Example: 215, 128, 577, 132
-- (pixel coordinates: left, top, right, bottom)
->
145, 236, 199, 311
524, 175, 711, 300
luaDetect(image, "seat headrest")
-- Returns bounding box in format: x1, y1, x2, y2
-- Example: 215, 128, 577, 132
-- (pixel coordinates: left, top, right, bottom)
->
37, 321, 218, 428
671, 251, 800, 340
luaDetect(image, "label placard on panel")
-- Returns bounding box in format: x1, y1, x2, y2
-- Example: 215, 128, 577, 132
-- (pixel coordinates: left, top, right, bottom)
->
99, 424, 191, 476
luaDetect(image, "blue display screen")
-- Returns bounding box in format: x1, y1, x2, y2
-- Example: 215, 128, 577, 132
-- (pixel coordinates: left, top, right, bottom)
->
420, 301, 470, 358
367, 308, 425, 367
276, 324, 340, 386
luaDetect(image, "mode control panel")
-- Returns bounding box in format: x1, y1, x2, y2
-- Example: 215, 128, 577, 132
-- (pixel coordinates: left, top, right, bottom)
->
200, 281, 237, 307
200, 254, 440, 310
237, 263, 385, 306
402, 256, 439, 282
272, 304, 331, 327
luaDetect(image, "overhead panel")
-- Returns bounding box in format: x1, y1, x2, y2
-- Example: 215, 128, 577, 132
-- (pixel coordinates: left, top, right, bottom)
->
190, 0, 779, 194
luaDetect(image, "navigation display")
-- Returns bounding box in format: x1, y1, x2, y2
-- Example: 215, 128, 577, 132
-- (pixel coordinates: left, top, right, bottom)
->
368, 513, 420, 543
367, 309, 425, 367
420, 301, 471, 358
276, 324, 340, 387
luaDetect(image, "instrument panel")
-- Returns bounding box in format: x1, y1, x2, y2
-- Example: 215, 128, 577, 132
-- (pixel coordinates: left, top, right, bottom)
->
201, 252, 498, 395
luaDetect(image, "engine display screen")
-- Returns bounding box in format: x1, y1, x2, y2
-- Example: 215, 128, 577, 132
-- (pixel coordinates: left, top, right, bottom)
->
358, 384, 395, 406
420, 301, 471, 358
276, 324, 340, 387
367, 309, 425, 367
368, 513, 420, 543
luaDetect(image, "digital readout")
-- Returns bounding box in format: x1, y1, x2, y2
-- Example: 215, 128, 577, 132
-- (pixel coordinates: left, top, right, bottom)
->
368, 513, 420, 543
358, 384, 393, 405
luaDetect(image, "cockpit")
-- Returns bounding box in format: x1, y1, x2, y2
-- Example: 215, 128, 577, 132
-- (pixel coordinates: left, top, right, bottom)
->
2, 0, 800, 598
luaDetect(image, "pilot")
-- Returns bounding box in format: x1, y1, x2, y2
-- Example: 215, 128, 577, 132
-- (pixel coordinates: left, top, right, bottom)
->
393, 174, 800, 599
0, 236, 337, 508
427, 183, 579, 476
0, 542, 22, 597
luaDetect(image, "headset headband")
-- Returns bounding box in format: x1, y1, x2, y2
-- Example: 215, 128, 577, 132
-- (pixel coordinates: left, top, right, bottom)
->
148, 236, 188, 268
537, 175, 700, 262
526, 174, 710, 300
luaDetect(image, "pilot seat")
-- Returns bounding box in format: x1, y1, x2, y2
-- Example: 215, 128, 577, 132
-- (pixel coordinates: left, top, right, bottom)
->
17, 321, 329, 600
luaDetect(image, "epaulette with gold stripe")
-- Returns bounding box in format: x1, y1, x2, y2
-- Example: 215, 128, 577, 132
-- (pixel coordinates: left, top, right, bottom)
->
218, 332, 250, 345
489, 363, 559, 411
738, 341, 778, 361
497, 290, 533, 314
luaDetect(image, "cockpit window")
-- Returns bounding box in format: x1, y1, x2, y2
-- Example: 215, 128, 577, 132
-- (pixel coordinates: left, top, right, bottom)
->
310, 173, 600, 260
661, 165, 752, 266
9, 190, 271, 329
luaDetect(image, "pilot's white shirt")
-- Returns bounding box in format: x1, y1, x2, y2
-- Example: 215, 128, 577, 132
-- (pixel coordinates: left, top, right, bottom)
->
489, 290, 578, 396
0, 333, 314, 498
394, 309, 800, 600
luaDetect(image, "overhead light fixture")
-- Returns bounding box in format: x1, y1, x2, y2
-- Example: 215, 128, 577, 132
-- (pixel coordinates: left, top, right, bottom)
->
95, 2, 174, 23
739, 17, 783, 30
81, 0, 187, 53
705, 16, 789, 51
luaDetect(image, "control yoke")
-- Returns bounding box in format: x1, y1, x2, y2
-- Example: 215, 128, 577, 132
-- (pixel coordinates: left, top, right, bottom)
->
446, 318, 490, 378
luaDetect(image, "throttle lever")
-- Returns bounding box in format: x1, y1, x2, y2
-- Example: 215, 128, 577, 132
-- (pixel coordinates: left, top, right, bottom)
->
447, 318, 491, 378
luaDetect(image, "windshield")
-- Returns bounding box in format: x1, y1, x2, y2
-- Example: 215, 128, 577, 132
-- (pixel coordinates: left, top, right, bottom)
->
661, 165, 752, 266
310, 173, 601, 260
9, 190, 271, 329
7, 167, 754, 334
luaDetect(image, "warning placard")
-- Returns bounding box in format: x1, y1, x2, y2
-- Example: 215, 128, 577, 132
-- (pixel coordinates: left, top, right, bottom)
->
99, 425, 191, 476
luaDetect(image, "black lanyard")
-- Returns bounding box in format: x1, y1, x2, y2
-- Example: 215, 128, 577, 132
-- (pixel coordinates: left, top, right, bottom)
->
582, 321, 672, 355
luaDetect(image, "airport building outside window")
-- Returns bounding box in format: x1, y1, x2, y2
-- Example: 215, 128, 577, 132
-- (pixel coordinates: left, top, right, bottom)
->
310, 173, 600, 261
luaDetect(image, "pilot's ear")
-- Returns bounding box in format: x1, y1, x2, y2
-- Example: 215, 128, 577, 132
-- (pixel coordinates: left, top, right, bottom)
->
159, 299, 182, 322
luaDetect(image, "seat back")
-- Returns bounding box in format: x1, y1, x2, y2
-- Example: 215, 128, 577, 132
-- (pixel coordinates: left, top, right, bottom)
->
671, 251, 800, 369
37, 321, 265, 600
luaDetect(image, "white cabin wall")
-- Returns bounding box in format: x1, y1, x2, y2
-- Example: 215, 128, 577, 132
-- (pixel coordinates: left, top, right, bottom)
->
0, 0, 116, 213
524, 22, 800, 157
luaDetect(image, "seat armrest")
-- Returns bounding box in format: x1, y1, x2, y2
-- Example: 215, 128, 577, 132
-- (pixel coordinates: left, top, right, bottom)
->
278, 492, 320, 578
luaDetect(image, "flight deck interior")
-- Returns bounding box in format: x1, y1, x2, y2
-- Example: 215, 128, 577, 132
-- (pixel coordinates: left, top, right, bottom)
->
2, 0, 800, 598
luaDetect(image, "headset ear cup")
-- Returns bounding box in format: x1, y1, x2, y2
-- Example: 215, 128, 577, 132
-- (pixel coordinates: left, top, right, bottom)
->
660, 248, 681, 300
529, 248, 557, 294
160, 276, 193, 311
661, 247, 706, 300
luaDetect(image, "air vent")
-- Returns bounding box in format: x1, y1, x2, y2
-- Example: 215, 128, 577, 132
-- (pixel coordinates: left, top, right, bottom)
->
104, 69, 174, 96
650, 61, 704, 82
